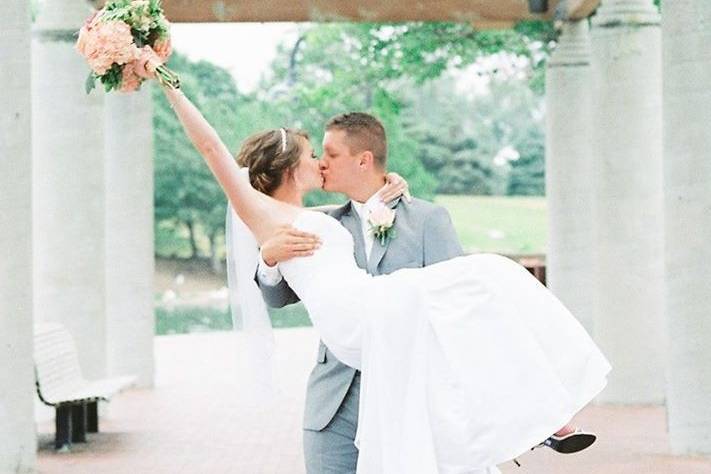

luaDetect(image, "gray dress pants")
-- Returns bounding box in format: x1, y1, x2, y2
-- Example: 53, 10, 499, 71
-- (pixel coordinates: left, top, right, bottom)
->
303, 373, 361, 473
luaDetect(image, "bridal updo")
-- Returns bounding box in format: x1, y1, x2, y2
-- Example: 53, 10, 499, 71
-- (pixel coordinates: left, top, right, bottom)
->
235, 128, 310, 195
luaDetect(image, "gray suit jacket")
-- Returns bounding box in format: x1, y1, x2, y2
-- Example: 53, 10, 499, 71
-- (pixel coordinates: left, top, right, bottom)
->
257, 197, 464, 431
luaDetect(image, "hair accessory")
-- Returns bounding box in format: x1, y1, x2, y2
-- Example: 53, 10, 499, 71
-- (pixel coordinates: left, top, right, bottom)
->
279, 128, 287, 153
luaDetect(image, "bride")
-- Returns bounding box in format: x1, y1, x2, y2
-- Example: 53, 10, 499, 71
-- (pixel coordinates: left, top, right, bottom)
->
135, 51, 611, 473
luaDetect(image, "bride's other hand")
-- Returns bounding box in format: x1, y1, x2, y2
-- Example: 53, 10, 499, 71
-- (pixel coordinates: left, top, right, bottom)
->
133, 46, 162, 80
378, 172, 412, 203
261, 225, 322, 266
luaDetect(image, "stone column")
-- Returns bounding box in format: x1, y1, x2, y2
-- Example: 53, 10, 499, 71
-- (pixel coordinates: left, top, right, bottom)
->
105, 88, 156, 388
662, 0, 711, 455
32, 0, 107, 380
590, 0, 664, 404
545, 20, 595, 334
0, 1, 37, 472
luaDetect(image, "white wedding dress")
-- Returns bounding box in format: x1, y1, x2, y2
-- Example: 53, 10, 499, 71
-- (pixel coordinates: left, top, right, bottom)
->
278, 210, 611, 474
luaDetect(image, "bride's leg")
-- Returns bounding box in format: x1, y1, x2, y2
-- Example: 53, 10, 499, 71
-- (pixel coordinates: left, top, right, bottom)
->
159, 85, 299, 243
554, 423, 576, 437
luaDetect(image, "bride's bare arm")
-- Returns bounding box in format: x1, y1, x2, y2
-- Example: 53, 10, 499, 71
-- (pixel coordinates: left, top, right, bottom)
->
159, 86, 297, 243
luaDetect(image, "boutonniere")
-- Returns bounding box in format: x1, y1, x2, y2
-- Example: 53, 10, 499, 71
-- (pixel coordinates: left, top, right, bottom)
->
368, 205, 397, 246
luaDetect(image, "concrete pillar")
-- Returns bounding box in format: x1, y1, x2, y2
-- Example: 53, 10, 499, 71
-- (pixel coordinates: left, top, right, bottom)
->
105, 88, 156, 388
0, 1, 37, 472
662, 0, 711, 455
590, 0, 665, 404
32, 0, 108, 380
545, 20, 595, 334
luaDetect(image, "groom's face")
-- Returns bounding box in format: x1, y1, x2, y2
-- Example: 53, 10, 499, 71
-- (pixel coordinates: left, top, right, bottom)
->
320, 129, 362, 195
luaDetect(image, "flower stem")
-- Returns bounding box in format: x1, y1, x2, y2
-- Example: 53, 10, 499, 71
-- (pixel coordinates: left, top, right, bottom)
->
155, 64, 180, 89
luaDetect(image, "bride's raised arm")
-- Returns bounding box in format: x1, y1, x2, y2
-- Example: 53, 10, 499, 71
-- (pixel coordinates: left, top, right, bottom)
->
137, 52, 298, 243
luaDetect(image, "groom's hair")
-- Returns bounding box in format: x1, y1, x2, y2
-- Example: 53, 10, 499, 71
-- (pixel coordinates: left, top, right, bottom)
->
325, 112, 387, 169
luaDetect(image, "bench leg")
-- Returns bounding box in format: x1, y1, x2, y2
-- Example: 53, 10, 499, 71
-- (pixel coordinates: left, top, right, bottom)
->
71, 403, 87, 443
55, 405, 72, 451
87, 401, 99, 433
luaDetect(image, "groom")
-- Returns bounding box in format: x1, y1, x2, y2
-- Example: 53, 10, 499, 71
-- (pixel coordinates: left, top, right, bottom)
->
255, 112, 464, 473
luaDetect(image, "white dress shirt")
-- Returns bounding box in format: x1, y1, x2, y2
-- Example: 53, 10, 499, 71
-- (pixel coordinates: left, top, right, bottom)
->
349, 197, 377, 260
256, 194, 382, 287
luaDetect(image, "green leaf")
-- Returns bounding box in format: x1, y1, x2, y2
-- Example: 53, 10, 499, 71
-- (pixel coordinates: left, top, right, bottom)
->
85, 73, 96, 94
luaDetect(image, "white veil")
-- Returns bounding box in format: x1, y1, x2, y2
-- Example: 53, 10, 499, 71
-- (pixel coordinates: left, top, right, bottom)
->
225, 167, 278, 402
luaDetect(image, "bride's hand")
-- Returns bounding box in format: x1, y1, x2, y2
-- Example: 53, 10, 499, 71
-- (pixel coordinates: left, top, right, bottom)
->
261, 225, 322, 266
378, 172, 412, 203
133, 46, 162, 80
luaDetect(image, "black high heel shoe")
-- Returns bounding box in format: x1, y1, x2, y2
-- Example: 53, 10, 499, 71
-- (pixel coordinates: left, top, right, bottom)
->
534, 429, 597, 454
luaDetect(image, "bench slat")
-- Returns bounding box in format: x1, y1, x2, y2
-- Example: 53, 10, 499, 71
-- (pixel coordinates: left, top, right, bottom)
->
34, 323, 137, 406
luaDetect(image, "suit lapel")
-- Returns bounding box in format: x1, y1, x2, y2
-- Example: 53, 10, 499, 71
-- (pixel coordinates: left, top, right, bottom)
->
366, 197, 402, 274
339, 203, 368, 270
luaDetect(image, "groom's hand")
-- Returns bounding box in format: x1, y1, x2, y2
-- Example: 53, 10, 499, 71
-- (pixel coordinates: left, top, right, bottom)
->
261, 225, 322, 266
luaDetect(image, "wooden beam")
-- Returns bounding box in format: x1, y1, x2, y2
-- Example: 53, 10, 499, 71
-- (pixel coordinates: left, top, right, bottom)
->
93, 1, 560, 24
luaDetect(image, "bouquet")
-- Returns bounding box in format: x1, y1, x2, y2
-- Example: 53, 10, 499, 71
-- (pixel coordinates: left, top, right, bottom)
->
76, 0, 180, 93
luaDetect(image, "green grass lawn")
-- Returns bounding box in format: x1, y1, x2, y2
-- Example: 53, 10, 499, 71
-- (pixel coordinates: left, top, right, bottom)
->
435, 195, 547, 255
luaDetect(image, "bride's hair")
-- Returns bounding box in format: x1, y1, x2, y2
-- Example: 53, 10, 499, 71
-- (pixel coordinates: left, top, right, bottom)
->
235, 128, 310, 195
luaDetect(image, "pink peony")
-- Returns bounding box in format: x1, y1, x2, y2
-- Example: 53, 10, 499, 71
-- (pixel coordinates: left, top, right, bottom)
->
119, 62, 143, 93
75, 20, 140, 76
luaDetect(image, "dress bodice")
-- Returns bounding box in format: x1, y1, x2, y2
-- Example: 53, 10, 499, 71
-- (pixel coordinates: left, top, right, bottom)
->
279, 210, 370, 298
278, 210, 372, 367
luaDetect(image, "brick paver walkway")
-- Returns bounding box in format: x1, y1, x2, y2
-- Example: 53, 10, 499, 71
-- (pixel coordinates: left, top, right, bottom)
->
36, 329, 711, 473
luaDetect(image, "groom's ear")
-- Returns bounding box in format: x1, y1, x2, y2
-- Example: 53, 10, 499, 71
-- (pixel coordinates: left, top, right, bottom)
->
358, 150, 375, 171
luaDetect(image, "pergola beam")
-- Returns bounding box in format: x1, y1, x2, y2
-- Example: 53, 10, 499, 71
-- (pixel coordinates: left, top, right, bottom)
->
93, 1, 560, 27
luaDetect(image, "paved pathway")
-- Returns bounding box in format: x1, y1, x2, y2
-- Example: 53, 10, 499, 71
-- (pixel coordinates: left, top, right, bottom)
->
36, 329, 711, 473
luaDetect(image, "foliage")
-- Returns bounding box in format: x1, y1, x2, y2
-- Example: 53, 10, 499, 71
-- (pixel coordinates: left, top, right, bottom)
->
261, 21, 554, 203
152, 53, 242, 260
507, 127, 545, 196
102, 0, 170, 41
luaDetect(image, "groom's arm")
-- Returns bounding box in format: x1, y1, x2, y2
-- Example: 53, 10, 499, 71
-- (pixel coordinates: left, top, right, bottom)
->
423, 205, 464, 265
256, 276, 301, 308
254, 254, 301, 308
253, 224, 320, 307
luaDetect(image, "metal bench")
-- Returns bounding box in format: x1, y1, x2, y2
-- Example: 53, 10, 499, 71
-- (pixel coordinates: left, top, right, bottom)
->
34, 322, 137, 451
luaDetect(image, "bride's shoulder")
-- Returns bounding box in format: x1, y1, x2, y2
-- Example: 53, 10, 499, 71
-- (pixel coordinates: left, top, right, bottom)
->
293, 209, 339, 230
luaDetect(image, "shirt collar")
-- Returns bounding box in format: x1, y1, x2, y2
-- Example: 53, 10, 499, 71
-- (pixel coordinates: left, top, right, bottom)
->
351, 193, 402, 220
350, 200, 369, 223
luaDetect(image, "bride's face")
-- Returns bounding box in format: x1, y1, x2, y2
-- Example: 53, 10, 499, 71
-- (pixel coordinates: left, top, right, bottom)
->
290, 137, 324, 192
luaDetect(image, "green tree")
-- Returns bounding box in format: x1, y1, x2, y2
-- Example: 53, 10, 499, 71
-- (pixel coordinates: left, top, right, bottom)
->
507, 127, 545, 196
263, 21, 555, 200
264, 24, 440, 203
153, 53, 277, 267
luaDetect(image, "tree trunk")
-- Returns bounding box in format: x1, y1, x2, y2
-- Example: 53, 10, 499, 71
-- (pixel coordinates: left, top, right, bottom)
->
208, 232, 222, 274
185, 220, 199, 259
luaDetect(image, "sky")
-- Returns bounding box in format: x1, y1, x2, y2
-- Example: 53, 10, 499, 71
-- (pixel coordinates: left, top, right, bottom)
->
170, 23, 300, 93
